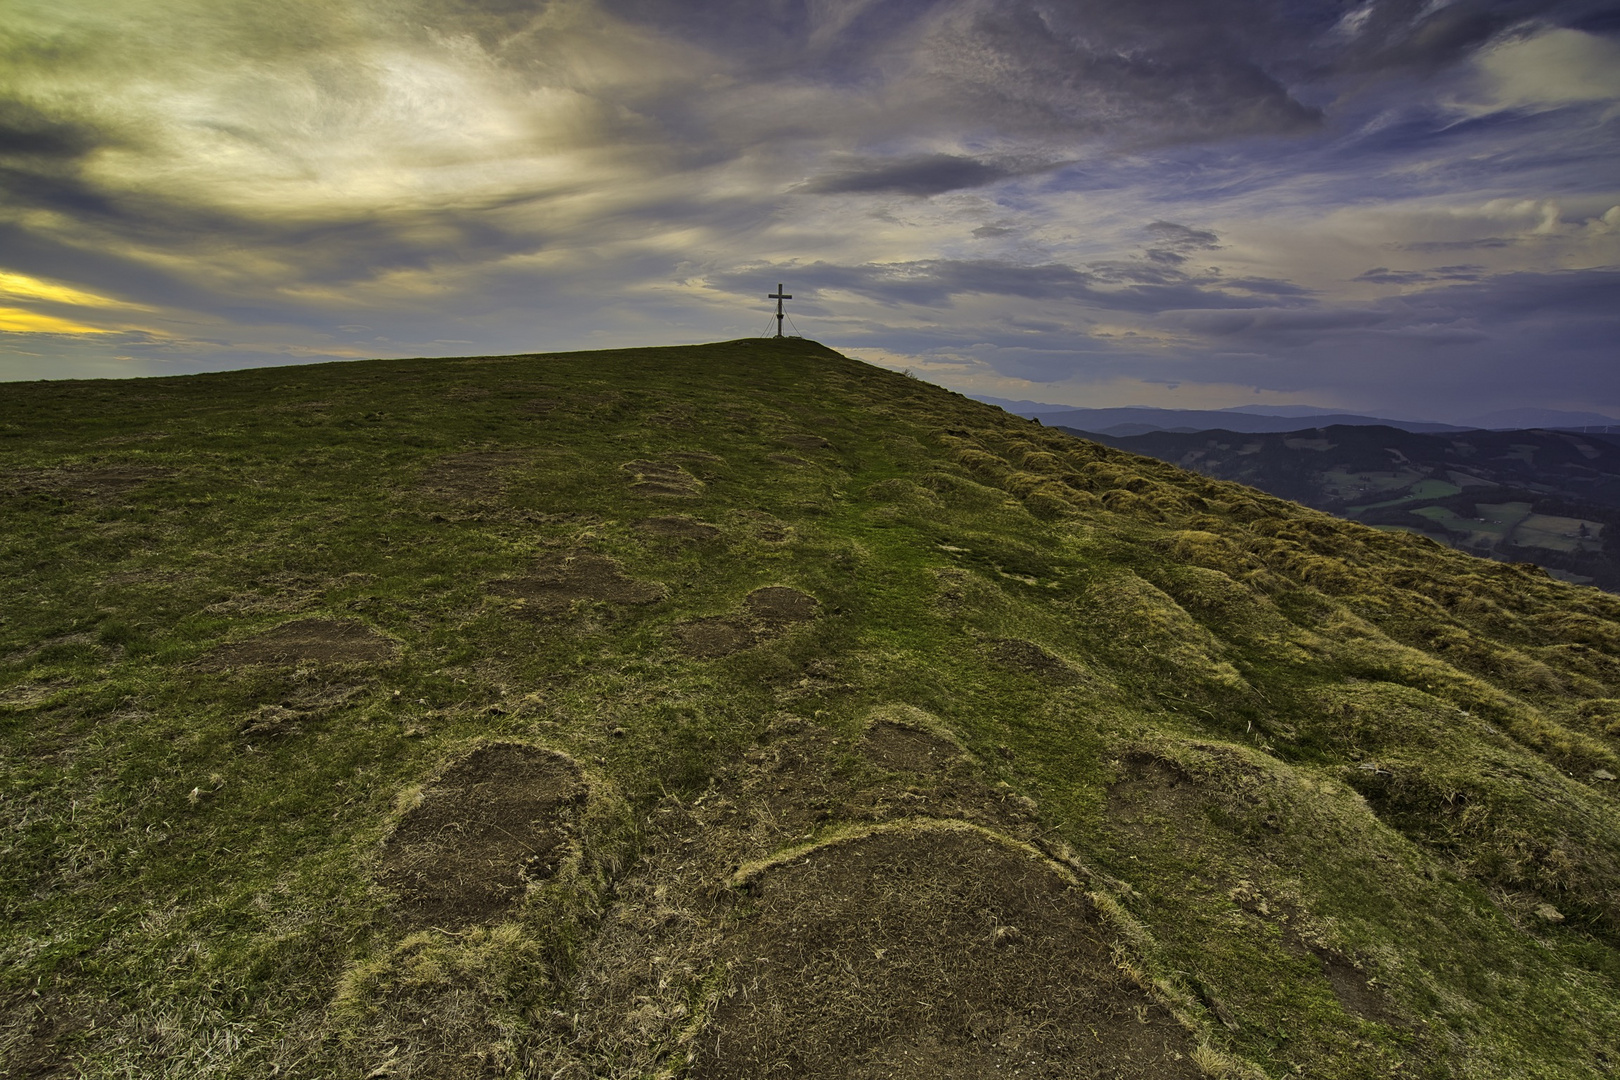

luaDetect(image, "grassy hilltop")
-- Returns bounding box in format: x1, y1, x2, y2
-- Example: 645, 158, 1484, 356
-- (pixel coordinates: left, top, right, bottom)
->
3, 338, 1620, 1079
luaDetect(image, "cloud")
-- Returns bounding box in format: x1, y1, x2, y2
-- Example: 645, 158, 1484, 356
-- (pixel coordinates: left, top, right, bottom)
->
1474, 26, 1620, 107
909, 0, 1324, 144
0, 0, 1614, 423
1354, 265, 1486, 285
799, 153, 1043, 196
1146, 222, 1221, 251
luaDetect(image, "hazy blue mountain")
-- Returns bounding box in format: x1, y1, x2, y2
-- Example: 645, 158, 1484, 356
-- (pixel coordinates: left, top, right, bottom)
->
968, 396, 1466, 434
1027, 407, 1467, 435
1460, 407, 1620, 431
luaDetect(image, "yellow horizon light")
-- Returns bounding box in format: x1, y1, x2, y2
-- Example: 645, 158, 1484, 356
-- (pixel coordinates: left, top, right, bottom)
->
0, 306, 113, 335
0, 270, 153, 311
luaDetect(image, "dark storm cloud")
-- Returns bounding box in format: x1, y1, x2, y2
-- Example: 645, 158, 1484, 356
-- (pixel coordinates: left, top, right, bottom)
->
0, 100, 105, 159
0, 97, 132, 219
800, 154, 1040, 196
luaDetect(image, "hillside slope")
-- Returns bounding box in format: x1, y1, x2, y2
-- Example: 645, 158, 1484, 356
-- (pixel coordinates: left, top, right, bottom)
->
1075, 424, 1620, 590
3, 339, 1619, 1079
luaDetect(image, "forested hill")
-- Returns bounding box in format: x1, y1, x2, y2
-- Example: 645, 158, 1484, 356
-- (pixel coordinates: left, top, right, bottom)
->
1072, 423, 1620, 591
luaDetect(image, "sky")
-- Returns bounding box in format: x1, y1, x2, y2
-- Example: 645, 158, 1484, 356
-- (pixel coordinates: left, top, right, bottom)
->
2, 0, 1618, 421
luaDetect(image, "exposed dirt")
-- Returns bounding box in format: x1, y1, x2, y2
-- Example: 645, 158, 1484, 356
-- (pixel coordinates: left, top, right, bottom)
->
621, 459, 702, 497
0, 991, 116, 1079
417, 450, 530, 501
1311, 946, 1403, 1025
549, 712, 1062, 1077
674, 587, 819, 658
674, 618, 758, 659
746, 586, 820, 623
634, 516, 721, 540
988, 638, 1082, 684
863, 721, 964, 775
378, 743, 586, 930
205, 619, 397, 667
491, 552, 664, 614
692, 826, 1201, 1080
3, 464, 173, 500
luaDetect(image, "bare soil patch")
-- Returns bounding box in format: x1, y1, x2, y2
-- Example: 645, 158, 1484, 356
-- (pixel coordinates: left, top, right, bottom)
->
378, 743, 585, 930
988, 638, 1082, 684
1311, 946, 1402, 1025
491, 553, 664, 614
0, 991, 116, 1079
205, 619, 396, 668
674, 618, 757, 659
417, 450, 529, 501
746, 586, 819, 623
4, 464, 173, 500
863, 721, 964, 774
692, 826, 1200, 1080
634, 516, 721, 541
674, 587, 819, 658
549, 720, 1051, 1077
621, 459, 702, 497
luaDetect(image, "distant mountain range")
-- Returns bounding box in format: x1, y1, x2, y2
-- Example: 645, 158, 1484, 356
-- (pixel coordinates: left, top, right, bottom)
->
971, 397, 1620, 436
1071, 423, 1620, 590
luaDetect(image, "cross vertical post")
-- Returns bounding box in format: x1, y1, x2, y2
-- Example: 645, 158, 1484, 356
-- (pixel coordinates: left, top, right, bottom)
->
768, 283, 792, 338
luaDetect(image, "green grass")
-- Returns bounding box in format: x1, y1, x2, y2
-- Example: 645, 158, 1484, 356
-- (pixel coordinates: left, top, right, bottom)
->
3, 340, 1620, 1078
1346, 478, 1462, 514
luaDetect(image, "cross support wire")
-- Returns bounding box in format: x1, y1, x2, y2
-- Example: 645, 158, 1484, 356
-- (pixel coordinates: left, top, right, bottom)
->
767, 284, 792, 338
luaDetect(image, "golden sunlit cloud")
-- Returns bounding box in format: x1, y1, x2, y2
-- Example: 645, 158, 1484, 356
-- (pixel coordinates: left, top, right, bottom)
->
0, 307, 113, 335
0, 271, 151, 311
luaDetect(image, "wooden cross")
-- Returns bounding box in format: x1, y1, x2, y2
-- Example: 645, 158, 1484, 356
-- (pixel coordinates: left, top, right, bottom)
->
768, 283, 792, 338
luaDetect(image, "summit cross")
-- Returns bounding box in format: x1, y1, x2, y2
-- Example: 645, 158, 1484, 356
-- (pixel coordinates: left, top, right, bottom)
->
768, 283, 792, 338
